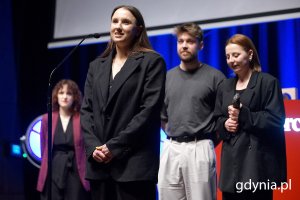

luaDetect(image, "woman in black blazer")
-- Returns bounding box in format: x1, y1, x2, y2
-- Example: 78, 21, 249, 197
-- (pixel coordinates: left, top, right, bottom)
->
80, 5, 166, 200
214, 34, 287, 200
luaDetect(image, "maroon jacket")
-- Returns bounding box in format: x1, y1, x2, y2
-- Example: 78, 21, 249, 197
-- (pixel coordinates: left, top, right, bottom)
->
36, 111, 89, 192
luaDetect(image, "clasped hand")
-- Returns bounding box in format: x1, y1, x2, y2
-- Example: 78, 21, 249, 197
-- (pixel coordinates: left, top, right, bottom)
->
225, 105, 240, 133
92, 144, 113, 163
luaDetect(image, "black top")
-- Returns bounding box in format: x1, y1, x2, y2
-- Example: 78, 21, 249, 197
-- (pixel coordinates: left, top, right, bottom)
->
52, 116, 75, 189
53, 116, 74, 150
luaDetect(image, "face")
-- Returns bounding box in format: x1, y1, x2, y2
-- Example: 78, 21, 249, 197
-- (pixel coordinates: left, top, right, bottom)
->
57, 84, 74, 110
177, 32, 202, 63
225, 43, 253, 74
110, 8, 139, 48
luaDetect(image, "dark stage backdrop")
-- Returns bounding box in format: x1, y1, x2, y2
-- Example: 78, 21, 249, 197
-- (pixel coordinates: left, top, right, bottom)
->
0, 0, 23, 200
0, 1, 299, 200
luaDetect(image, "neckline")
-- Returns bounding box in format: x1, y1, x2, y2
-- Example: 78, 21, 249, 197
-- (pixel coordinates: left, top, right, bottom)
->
178, 62, 203, 73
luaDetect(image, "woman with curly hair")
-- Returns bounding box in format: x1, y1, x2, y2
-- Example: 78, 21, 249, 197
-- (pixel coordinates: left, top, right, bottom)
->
37, 79, 90, 200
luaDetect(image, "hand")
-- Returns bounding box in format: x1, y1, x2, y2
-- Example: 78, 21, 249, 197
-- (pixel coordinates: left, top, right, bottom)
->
92, 144, 113, 163
99, 144, 113, 163
224, 118, 239, 133
228, 105, 240, 122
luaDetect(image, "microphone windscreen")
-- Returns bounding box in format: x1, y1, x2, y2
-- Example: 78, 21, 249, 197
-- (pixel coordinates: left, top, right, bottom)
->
232, 93, 240, 109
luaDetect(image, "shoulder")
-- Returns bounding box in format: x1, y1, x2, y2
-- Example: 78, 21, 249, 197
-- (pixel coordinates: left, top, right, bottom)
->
138, 51, 165, 65
41, 111, 58, 125
219, 76, 235, 89
142, 51, 163, 59
137, 52, 166, 72
201, 64, 226, 86
202, 63, 225, 77
73, 112, 80, 119
252, 72, 279, 86
257, 72, 280, 89
259, 72, 278, 81
41, 113, 48, 122
89, 56, 107, 67
87, 56, 110, 75
166, 66, 180, 77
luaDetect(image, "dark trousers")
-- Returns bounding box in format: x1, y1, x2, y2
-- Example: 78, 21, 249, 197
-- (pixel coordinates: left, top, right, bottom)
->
222, 190, 273, 200
40, 170, 90, 200
90, 179, 156, 200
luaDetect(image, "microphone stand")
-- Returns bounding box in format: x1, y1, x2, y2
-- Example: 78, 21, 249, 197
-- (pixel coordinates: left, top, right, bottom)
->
47, 33, 100, 199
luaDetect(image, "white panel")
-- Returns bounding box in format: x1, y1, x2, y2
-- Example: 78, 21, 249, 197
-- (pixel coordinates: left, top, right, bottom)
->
50, 0, 300, 47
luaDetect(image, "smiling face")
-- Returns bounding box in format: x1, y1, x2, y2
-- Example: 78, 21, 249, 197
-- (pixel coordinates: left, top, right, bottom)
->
110, 7, 139, 49
225, 43, 253, 75
57, 84, 74, 111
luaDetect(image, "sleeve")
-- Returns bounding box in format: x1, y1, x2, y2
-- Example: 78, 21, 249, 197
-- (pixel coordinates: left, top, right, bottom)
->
106, 55, 166, 157
160, 89, 168, 122
238, 78, 285, 134
80, 64, 102, 159
40, 114, 47, 157
213, 82, 232, 141
215, 70, 226, 88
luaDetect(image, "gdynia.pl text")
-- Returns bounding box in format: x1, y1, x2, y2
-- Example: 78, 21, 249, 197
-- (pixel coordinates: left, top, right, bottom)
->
236, 179, 292, 193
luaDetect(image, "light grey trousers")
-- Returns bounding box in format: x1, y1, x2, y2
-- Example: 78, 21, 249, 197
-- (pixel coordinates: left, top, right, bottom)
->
157, 139, 217, 200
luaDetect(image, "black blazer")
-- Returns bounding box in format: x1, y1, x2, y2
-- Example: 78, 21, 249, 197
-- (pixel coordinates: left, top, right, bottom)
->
214, 71, 287, 193
81, 51, 166, 182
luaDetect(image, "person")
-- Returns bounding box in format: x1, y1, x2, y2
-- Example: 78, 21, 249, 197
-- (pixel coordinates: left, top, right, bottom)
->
214, 34, 287, 200
157, 22, 226, 200
80, 5, 166, 200
37, 79, 90, 200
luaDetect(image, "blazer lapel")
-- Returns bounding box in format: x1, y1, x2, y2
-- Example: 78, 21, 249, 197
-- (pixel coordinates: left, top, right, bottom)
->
106, 53, 143, 107
72, 113, 80, 145
239, 71, 258, 108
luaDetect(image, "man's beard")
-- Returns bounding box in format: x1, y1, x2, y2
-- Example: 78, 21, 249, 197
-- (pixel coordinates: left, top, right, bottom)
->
179, 52, 197, 63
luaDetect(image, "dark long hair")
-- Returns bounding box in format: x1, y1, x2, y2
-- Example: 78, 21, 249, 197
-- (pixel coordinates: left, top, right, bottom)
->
226, 34, 261, 72
52, 79, 82, 112
101, 5, 153, 57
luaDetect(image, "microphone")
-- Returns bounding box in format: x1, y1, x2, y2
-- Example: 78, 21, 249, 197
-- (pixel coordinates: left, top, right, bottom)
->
232, 93, 240, 109
48, 33, 101, 82
46, 32, 100, 200
88, 33, 101, 39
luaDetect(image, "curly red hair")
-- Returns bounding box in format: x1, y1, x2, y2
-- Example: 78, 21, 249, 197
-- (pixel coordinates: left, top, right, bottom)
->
52, 79, 82, 112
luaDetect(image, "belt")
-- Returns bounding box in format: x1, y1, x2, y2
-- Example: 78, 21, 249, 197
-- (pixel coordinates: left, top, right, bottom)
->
167, 134, 211, 143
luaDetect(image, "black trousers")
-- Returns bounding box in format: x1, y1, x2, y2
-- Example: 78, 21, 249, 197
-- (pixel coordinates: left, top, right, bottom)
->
222, 190, 273, 200
40, 170, 90, 200
90, 179, 156, 200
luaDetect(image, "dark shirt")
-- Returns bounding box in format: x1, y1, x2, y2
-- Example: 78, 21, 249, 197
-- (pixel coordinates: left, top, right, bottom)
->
161, 64, 225, 137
